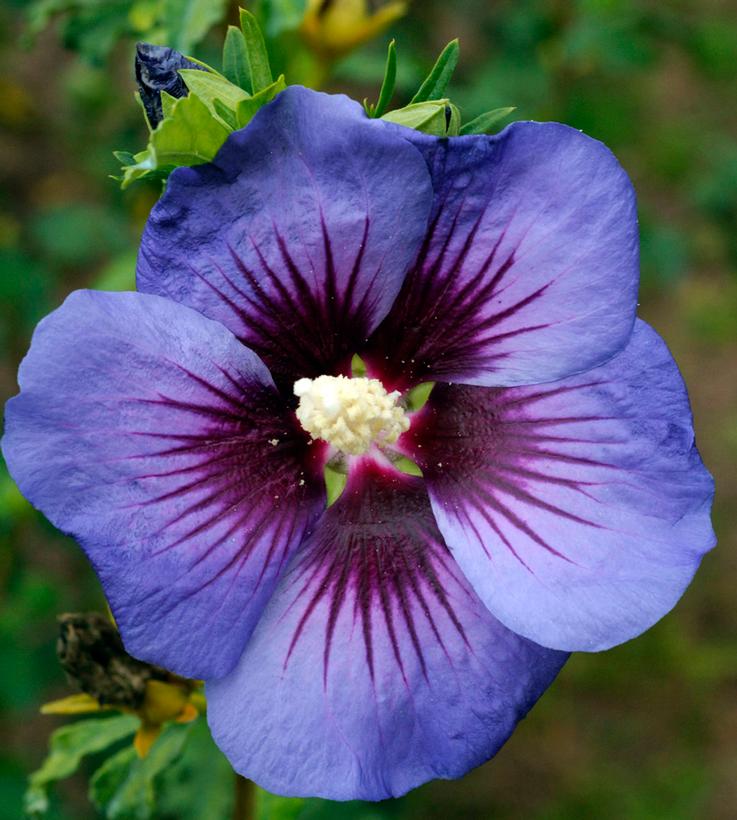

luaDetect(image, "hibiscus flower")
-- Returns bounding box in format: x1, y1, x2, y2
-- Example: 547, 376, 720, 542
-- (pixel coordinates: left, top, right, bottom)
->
2, 87, 715, 800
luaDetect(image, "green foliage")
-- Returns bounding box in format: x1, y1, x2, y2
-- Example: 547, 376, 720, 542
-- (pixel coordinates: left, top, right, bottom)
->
28, 204, 129, 267
371, 38, 494, 135
25, 0, 138, 63
177, 69, 251, 116
160, 90, 178, 120
254, 0, 308, 38
89, 723, 192, 819
366, 39, 397, 118
256, 791, 308, 820
118, 92, 230, 188
409, 39, 460, 104
93, 252, 138, 292
25, 716, 210, 819
382, 99, 461, 136
25, 0, 311, 75
0, 566, 60, 713
25, 715, 138, 817
240, 8, 275, 93
144, 90, 229, 165
223, 25, 252, 92
459, 107, 516, 135
113, 5, 504, 186
24, 0, 227, 62
163, 0, 229, 54
0, 249, 50, 354
640, 220, 689, 288
5, 2, 737, 819
156, 718, 234, 820
689, 20, 737, 79
235, 75, 287, 128
115, 5, 285, 187
88, 748, 139, 814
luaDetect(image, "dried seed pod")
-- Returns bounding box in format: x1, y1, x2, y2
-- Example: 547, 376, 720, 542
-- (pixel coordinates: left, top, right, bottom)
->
134, 43, 207, 128
56, 612, 177, 709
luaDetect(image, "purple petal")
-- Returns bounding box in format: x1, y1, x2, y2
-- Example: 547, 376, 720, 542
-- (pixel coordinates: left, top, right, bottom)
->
2, 290, 325, 678
207, 459, 566, 800
402, 320, 716, 652
137, 86, 433, 392
366, 122, 639, 390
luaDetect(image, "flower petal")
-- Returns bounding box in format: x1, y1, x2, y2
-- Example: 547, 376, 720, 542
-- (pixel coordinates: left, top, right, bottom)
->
402, 320, 716, 652
366, 121, 639, 389
207, 459, 566, 800
137, 86, 433, 392
2, 290, 325, 678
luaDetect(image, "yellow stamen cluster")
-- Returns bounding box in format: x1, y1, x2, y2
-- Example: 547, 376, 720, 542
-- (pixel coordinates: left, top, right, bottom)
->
294, 375, 409, 456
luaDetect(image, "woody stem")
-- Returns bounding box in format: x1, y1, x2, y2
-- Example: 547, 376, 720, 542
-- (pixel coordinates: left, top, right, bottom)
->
233, 773, 255, 820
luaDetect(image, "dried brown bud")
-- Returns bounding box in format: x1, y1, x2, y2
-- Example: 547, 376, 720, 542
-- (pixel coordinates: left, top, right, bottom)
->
56, 613, 181, 709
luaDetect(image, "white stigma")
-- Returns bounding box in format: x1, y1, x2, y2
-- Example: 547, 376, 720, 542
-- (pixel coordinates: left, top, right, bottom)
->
294, 375, 409, 456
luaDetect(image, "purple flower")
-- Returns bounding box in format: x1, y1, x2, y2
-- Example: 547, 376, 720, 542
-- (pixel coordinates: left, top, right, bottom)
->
2, 87, 715, 800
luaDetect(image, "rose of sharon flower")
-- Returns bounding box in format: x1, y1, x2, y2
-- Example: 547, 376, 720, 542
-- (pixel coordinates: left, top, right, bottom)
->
2, 87, 715, 800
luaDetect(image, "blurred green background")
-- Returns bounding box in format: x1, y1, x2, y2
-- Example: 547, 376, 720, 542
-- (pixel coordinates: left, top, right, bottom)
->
1, 0, 736, 817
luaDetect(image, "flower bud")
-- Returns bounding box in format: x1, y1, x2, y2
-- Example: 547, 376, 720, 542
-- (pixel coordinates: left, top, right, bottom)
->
301, 0, 407, 60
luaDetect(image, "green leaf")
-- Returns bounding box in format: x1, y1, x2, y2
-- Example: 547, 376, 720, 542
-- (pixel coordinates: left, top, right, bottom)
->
410, 39, 460, 104
222, 25, 251, 92
88, 746, 137, 811
25, 0, 133, 62
240, 8, 274, 93
160, 90, 178, 121
255, 0, 307, 38
89, 723, 192, 820
157, 717, 234, 820
256, 789, 307, 820
370, 39, 397, 118
120, 93, 230, 188
117, 148, 163, 189
26, 0, 73, 38
163, 0, 229, 53
460, 107, 516, 136
112, 150, 136, 166
213, 99, 239, 130
150, 94, 230, 163
24, 715, 138, 817
235, 75, 286, 129
178, 69, 251, 117
382, 99, 460, 136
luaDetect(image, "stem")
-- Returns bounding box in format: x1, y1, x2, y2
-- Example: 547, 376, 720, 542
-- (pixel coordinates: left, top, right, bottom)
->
233, 773, 256, 820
